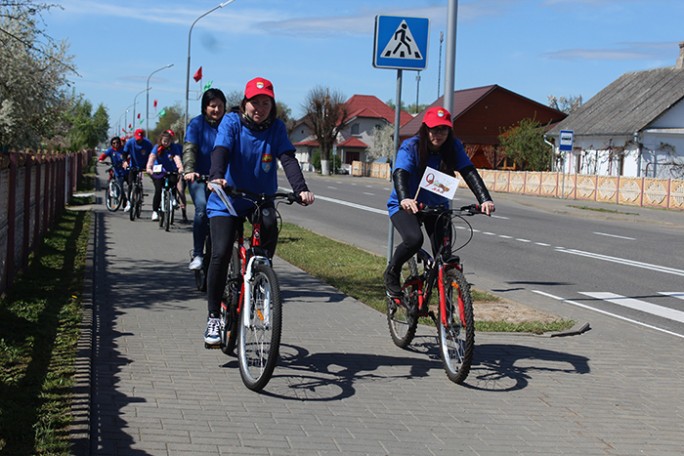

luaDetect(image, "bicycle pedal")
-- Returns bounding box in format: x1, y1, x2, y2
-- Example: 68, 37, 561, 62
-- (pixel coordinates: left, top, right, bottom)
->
204, 343, 221, 350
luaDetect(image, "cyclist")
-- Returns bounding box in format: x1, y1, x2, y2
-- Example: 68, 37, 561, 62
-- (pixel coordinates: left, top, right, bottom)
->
203, 77, 315, 346
123, 128, 154, 209
167, 129, 189, 223
98, 136, 129, 210
183, 88, 227, 270
384, 106, 495, 298
146, 131, 184, 221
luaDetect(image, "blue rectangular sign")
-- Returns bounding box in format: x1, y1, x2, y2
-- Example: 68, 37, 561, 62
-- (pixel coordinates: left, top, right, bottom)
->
373, 16, 429, 70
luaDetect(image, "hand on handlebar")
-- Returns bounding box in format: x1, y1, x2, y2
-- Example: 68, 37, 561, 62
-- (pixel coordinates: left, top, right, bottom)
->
298, 191, 315, 206
480, 200, 495, 216
400, 198, 419, 214
208, 179, 228, 191
184, 172, 199, 183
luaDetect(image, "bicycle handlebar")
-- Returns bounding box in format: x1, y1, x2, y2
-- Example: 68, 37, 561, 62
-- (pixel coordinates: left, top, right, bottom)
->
418, 203, 487, 216
227, 187, 303, 206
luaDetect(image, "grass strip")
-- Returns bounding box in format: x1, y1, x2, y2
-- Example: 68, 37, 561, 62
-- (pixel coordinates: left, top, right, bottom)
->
0, 208, 91, 455
277, 222, 574, 334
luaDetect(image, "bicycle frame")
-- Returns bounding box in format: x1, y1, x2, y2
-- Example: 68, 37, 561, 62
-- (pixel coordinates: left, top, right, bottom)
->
234, 214, 272, 327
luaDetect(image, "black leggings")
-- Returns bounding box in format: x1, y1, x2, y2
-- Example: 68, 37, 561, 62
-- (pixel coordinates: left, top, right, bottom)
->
206, 207, 278, 317
151, 175, 178, 212
388, 209, 450, 271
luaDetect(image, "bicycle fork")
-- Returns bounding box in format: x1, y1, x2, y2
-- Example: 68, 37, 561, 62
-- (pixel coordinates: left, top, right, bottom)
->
437, 264, 466, 327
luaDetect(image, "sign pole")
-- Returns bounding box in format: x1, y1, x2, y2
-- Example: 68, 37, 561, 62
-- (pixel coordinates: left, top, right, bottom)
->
387, 69, 403, 263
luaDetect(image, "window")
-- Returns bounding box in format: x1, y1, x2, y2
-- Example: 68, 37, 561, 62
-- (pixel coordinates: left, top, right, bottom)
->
351, 124, 360, 135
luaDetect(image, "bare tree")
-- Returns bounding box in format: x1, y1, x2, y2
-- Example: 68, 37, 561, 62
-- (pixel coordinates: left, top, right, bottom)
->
547, 95, 583, 114
302, 86, 348, 175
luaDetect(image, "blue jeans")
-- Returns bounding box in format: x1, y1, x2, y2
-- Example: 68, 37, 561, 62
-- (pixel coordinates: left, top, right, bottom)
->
188, 180, 209, 257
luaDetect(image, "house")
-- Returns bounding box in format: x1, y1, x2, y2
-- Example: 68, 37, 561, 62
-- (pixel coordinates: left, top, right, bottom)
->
401, 85, 567, 169
290, 95, 412, 171
548, 42, 684, 179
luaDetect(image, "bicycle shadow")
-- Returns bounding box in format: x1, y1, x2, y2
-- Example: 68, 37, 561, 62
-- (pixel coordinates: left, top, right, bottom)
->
220, 341, 441, 401
463, 343, 591, 392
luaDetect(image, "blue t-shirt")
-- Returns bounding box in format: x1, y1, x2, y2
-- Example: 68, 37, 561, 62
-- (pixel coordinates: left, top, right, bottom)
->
184, 114, 220, 175
150, 144, 180, 173
123, 137, 154, 169
207, 112, 294, 217
387, 136, 473, 217
102, 147, 128, 178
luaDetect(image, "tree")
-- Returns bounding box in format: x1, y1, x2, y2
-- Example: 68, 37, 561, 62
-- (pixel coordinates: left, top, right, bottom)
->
63, 98, 109, 150
498, 118, 552, 171
149, 103, 183, 141
0, 1, 76, 150
368, 123, 394, 162
547, 95, 583, 114
302, 86, 348, 175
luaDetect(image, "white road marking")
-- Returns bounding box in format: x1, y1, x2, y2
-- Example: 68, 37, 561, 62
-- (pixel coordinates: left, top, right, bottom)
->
594, 231, 635, 240
580, 292, 684, 323
556, 248, 684, 277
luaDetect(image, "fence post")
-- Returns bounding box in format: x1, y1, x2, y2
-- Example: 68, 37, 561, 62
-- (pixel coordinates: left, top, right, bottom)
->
6, 153, 17, 287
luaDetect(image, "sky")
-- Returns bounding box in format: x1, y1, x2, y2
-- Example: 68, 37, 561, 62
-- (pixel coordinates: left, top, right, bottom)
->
43, 0, 684, 138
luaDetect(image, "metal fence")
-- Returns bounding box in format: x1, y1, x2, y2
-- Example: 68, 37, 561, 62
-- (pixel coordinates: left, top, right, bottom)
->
0, 150, 90, 296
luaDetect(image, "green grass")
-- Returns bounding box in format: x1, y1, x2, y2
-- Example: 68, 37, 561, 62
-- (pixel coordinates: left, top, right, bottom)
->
277, 222, 574, 334
568, 204, 639, 216
0, 208, 91, 455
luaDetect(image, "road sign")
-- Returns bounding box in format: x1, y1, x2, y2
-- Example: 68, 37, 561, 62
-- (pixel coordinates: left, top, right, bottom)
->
559, 130, 574, 152
373, 15, 429, 70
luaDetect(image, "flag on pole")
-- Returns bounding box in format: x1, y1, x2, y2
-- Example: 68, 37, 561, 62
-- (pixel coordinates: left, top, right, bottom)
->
416, 166, 460, 200
203, 80, 213, 92
137, 113, 140, 119
193, 66, 203, 82
159, 108, 167, 118
153, 99, 158, 109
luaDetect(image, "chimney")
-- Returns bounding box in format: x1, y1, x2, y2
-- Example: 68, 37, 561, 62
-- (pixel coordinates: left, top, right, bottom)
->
677, 42, 684, 69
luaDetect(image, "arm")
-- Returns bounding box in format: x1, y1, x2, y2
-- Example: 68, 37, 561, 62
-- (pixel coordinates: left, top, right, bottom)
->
393, 168, 419, 214
173, 154, 184, 174
146, 153, 156, 175
182, 142, 198, 180
209, 146, 229, 188
459, 165, 495, 215
280, 152, 314, 205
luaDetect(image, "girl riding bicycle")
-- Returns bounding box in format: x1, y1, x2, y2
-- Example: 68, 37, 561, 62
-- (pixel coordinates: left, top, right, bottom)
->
146, 131, 184, 221
203, 76, 315, 346
384, 106, 495, 298
99, 136, 129, 210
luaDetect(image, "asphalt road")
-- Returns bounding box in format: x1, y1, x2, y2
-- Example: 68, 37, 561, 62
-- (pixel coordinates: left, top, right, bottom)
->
279, 173, 684, 338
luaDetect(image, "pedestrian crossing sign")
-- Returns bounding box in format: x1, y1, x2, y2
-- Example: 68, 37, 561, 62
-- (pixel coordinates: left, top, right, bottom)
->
373, 15, 429, 70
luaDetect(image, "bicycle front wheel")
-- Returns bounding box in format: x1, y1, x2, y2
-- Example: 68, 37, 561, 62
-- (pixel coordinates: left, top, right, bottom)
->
238, 263, 282, 392
386, 257, 420, 348
105, 179, 122, 212
129, 185, 139, 221
438, 267, 475, 384
163, 190, 172, 231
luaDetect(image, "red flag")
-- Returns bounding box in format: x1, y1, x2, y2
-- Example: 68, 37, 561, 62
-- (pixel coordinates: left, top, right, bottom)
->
137, 113, 140, 119
193, 66, 202, 82
128, 123, 132, 129
153, 99, 158, 108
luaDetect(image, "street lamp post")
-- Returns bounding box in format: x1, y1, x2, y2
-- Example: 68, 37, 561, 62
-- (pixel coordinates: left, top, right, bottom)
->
146, 63, 174, 133
132, 87, 150, 132
185, 0, 236, 128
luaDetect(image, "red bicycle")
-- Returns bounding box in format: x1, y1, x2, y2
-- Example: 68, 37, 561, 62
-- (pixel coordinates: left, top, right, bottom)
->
387, 204, 486, 384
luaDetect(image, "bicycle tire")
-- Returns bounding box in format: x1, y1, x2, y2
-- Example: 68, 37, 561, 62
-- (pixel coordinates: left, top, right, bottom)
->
164, 189, 172, 231
238, 263, 282, 391
105, 179, 122, 212
129, 185, 139, 221
220, 246, 241, 355
386, 257, 420, 348
134, 183, 143, 219
438, 267, 475, 384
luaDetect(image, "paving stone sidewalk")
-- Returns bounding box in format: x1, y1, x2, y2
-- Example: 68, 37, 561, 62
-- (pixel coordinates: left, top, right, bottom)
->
73, 166, 684, 455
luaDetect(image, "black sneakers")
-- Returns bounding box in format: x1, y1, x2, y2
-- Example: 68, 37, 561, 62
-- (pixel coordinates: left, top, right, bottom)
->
384, 265, 402, 297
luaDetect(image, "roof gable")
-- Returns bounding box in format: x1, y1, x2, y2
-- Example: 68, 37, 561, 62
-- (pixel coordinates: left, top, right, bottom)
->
550, 67, 684, 136
344, 94, 413, 126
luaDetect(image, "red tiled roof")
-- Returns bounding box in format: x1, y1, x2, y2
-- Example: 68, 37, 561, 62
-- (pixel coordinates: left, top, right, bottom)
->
294, 139, 319, 147
337, 137, 368, 148
344, 94, 413, 126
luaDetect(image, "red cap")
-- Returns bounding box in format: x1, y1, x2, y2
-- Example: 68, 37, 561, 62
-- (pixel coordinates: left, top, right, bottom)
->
244, 77, 275, 100
423, 107, 452, 129
134, 129, 145, 140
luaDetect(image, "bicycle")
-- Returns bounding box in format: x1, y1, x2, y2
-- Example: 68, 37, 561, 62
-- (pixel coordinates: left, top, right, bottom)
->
152, 166, 179, 232
102, 161, 123, 212
127, 167, 144, 221
386, 203, 487, 384
209, 184, 302, 391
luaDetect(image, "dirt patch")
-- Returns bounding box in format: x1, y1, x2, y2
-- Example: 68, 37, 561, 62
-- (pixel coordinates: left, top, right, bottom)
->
473, 298, 561, 324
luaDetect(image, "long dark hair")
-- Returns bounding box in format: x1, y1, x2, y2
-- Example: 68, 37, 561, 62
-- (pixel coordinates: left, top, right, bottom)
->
201, 88, 226, 115
417, 124, 456, 175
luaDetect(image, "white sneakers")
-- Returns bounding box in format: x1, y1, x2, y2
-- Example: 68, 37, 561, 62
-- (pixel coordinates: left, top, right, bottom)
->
204, 317, 221, 345
151, 211, 159, 221
189, 256, 204, 270
123, 203, 131, 212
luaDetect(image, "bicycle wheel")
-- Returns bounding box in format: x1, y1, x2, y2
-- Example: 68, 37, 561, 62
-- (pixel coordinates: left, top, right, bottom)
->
438, 267, 475, 384
164, 190, 172, 231
105, 179, 122, 212
220, 246, 241, 355
386, 257, 420, 348
134, 182, 143, 220
129, 185, 139, 221
238, 263, 282, 391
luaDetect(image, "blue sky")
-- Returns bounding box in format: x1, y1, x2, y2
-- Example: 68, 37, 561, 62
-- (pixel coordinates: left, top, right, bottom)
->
45, 0, 684, 137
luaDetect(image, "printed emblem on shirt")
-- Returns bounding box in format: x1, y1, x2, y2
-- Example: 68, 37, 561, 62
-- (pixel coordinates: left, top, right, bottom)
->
261, 153, 273, 173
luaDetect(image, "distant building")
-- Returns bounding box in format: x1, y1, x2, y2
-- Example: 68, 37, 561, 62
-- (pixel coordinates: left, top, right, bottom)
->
548, 42, 684, 178
401, 85, 567, 169
291, 95, 412, 171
